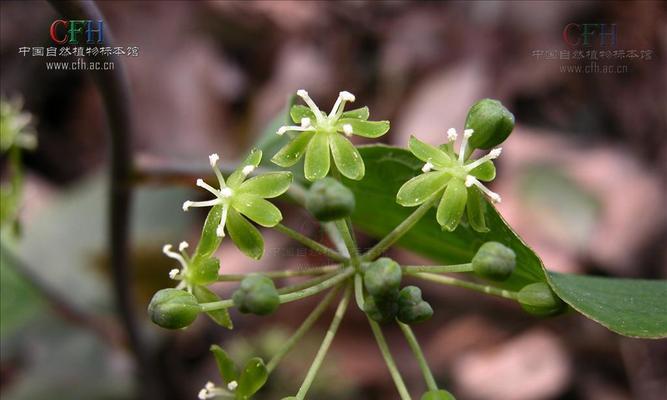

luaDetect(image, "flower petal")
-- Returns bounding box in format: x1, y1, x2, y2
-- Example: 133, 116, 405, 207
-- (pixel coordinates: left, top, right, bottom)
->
340, 106, 369, 121
336, 119, 390, 138
239, 172, 292, 198
271, 130, 315, 168
192, 205, 223, 262
396, 171, 450, 206
227, 209, 264, 260
437, 178, 468, 231
466, 186, 489, 233
469, 160, 496, 182
228, 148, 263, 188
409, 136, 451, 168
290, 104, 316, 124
329, 134, 365, 180
304, 132, 330, 181
233, 193, 282, 227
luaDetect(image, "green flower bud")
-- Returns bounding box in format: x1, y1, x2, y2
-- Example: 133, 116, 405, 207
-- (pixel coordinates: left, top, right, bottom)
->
471, 241, 516, 281
305, 177, 355, 221
518, 282, 567, 317
421, 389, 457, 400
148, 288, 200, 329
363, 258, 402, 299
233, 274, 280, 315
364, 293, 399, 324
465, 98, 515, 150
397, 286, 433, 324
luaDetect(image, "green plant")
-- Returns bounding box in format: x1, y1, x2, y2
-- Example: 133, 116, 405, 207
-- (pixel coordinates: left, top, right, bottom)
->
147, 90, 667, 399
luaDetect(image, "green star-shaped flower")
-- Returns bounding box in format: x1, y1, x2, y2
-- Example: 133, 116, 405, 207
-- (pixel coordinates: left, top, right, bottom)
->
271, 89, 390, 181
183, 149, 292, 259
396, 128, 503, 232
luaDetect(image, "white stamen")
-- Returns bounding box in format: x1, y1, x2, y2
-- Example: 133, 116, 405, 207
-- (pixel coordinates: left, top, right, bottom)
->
182, 200, 192, 211
342, 124, 353, 137
205, 382, 215, 390
216, 225, 225, 237
296, 89, 325, 121
179, 241, 189, 251
447, 128, 458, 142
197, 179, 221, 196
277, 124, 314, 136
464, 147, 502, 172
340, 91, 355, 102
208, 153, 219, 167
301, 117, 311, 128
163, 243, 188, 269
489, 147, 502, 158
216, 207, 229, 238
169, 269, 179, 279
198, 389, 208, 400
242, 165, 255, 176
220, 187, 233, 198
465, 175, 502, 203
227, 381, 238, 391
162, 244, 173, 255
277, 126, 288, 136
458, 129, 474, 164
422, 161, 434, 173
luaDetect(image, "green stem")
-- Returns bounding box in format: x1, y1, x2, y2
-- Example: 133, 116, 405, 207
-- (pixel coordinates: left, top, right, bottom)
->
354, 273, 365, 310
398, 321, 438, 391
402, 263, 473, 274
199, 268, 354, 312
368, 318, 412, 400
362, 196, 438, 261
274, 223, 347, 263
267, 285, 342, 373
217, 264, 340, 282
408, 272, 519, 300
277, 270, 341, 295
335, 219, 361, 270
295, 284, 352, 400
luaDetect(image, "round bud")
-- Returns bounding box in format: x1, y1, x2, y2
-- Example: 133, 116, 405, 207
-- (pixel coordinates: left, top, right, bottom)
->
305, 177, 355, 221
421, 389, 457, 400
364, 293, 399, 324
233, 274, 280, 315
518, 282, 567, 317
464, 98, 515, 150
148, 288, 200, 329
364, 258, 402, 299
397, 286, 433, 324
472, 242, 516, 281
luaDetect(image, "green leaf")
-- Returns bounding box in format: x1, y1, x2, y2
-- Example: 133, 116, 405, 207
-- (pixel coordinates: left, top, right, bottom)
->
193, 205, 223, 262
336, 119, 390, 138
436, 178, 467, 231
194, 286, 233, 329
236, 357, 268, 399
239, 172, 292, 199
227, 209, 264, 260
304, 133, 330, 181
344, 145, 667, 338
465, 187, 489, 233
396, 171, 449, 207
210, 344, 239, 383
340, 106, 369, 120
271, 131, 315, 168
189, 257, 220, 286
547, 273, 667, 338
421, 389, 456, 400
290, 104, 315, 124
344, 145, 545, 291
408, 136, 451, 168
329, 133, 365, 180
233, 193, 282, 227
228, 149, 263, 188
469, 160, 496, 182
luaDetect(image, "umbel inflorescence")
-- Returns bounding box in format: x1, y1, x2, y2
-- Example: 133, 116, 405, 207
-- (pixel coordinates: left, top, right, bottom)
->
148, 92, 566, 400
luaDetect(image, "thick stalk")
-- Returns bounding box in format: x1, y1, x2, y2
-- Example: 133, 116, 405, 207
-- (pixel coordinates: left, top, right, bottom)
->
402, 263, 473, 274
362, 196, 438, 261
274, 223, 347, 263
398, 321, 438, 391
217, 264, 340, 282
266, 285, 342, 373
368, 318, 412, 400
408, 272, 519, 300
295, 284, 352, 399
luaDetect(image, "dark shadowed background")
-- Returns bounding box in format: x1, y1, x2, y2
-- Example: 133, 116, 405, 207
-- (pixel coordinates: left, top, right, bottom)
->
1, 1, 666, 399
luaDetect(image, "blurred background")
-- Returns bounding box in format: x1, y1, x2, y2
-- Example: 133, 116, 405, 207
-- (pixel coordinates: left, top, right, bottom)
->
1, 1, 666, 399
